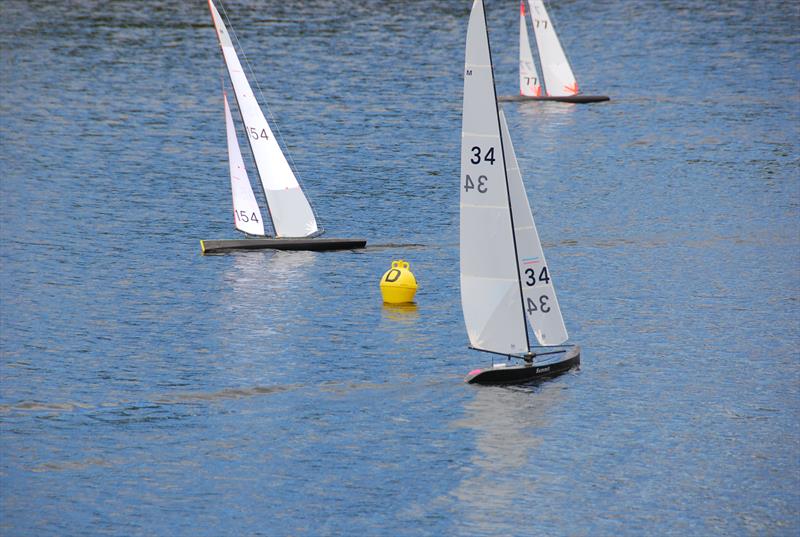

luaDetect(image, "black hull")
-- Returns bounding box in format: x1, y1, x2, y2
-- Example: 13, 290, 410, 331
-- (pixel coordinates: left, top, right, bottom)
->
465, 346, 580, 385
498, 95, 609, 103
200, 237, 367, 254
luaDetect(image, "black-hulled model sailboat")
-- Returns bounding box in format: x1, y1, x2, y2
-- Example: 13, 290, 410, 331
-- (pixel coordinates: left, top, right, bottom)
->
201, 0, 365, 254
460, 0, 580, 384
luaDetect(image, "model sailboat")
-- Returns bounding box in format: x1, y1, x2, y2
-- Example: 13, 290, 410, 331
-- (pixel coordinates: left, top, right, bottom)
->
200, 0, 366, 254
500, 0, 609, 104
461, 0, 580, 384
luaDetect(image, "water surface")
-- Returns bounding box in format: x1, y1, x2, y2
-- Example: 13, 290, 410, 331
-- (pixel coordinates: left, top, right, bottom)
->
1, 0, 798, 535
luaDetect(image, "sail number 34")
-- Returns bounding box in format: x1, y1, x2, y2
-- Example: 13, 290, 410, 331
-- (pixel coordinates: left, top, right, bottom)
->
527, 295, 551, 314
464, 146, 495, 193
525, 267, 552, 314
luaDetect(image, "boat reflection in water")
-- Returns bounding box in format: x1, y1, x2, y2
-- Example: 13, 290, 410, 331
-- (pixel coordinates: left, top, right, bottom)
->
450, 384, 567, 533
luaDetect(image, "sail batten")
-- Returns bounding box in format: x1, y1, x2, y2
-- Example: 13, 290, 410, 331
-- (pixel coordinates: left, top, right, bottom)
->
208, 0, 318, 238
527, 0, 578, 97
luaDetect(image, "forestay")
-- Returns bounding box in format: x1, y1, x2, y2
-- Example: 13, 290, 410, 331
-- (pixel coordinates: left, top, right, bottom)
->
519, 1, 541, 97
209, 0, 318, 238
224, 93, 266, 236
527, 0, 578, 97
460, 0, 528, 355
499, 109, 568, 345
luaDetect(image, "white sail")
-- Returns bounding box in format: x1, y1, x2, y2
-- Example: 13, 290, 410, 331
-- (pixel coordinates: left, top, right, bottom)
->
519, 0, 541, 97
225, 93, 266, 236
209, 0, 318, 238
460, 0, 528, 355
527, 0, 578, 97
499, 109, 568, 345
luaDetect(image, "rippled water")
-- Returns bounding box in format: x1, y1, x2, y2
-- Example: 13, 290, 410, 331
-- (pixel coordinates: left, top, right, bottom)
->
1, 0, 798, 535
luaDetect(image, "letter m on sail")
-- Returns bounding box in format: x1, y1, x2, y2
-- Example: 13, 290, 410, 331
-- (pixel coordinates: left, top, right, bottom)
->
466, 69, 473, 76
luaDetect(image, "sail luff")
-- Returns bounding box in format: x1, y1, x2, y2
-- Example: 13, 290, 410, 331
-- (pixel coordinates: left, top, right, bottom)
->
208, 0, 319, 238
500, 110, 568, 345
460, 0, 529, 355
225, 93, 266, 236
527, 0, 578, 97
519, 1, 542, 97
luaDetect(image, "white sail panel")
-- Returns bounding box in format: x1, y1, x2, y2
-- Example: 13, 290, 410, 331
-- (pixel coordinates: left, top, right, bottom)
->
460, 0, 528, 355
527, 0, 578, 97
519, 1, 541, 97
225, 93, 266, 236
500, 110, 568, 345
209, 0, 318, 238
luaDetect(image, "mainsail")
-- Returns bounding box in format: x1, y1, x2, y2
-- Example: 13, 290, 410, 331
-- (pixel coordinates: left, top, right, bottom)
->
499, 109, 568, 345
527, 0, 578, 97
460, 0, 529, 355
519, 1, 541, 97
209, 0, 318, 238
224, 93, 266, 236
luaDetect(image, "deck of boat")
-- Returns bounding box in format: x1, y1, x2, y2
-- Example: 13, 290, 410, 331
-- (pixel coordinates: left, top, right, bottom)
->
498, 95, 610, 103
465, 346, 581, 385
200, 237, 367, 254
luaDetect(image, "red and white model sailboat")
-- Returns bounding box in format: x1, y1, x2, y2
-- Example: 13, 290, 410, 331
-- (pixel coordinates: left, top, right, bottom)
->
501, 0, 609, 104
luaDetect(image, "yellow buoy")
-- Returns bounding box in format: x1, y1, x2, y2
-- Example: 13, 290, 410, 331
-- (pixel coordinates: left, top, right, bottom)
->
380, 260, 418, 304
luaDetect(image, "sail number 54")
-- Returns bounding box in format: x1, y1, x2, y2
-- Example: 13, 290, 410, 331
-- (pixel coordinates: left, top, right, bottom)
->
248, 126, 269, 141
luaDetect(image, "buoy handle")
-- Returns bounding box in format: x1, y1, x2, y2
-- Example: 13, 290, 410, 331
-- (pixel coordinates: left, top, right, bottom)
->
391, 260, 409, 269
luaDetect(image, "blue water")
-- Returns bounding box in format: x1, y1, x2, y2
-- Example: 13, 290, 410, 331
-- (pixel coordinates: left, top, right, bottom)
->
1, 0, 798, 535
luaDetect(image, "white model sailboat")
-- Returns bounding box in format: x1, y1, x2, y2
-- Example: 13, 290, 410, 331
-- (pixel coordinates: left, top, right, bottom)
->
461, 0, 580, 384
201, 0, 365, 253
501, 0, 609, 104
